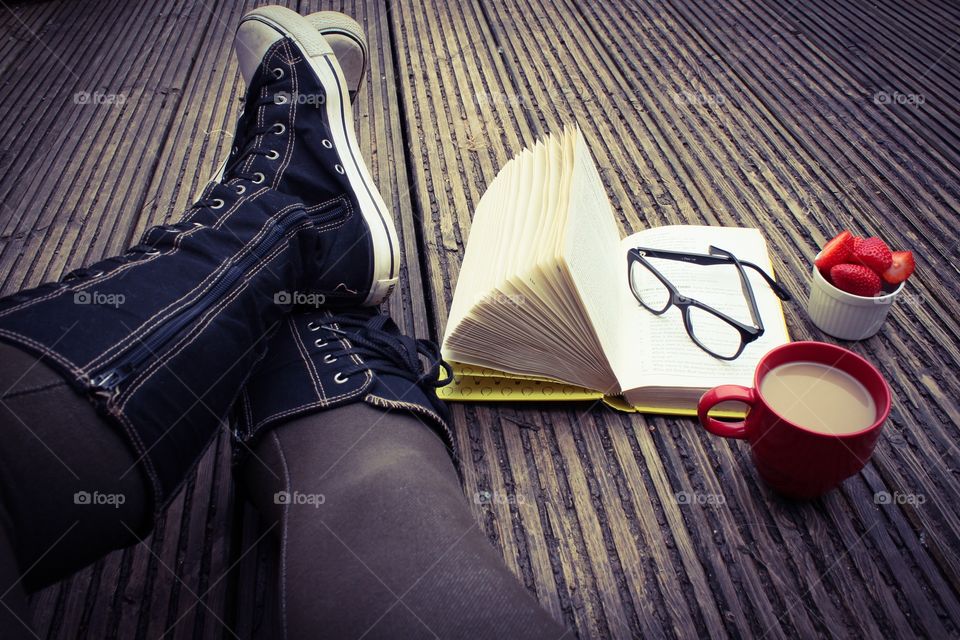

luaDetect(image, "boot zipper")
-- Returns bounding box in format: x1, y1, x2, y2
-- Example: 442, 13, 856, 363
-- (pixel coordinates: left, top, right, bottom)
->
89, 219, 298, 396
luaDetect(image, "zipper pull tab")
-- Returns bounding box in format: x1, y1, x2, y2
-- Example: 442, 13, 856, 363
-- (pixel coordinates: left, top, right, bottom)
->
90, 369, 123, 392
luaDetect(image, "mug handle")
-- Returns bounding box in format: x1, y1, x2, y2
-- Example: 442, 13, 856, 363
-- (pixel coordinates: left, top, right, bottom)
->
697, 385, 756, 440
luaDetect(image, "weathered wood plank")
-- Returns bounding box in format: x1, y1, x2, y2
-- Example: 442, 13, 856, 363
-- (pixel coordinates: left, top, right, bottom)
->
391, 0, 960, 638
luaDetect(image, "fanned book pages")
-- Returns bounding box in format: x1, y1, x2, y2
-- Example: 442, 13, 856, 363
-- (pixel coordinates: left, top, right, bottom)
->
440, 126, 790, 415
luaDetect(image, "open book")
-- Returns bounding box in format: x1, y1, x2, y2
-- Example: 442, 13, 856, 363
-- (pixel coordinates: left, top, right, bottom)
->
440, 127, 789, 414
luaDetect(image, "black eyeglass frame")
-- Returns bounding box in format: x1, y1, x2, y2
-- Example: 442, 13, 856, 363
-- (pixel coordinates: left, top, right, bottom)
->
626, 245, 792, 361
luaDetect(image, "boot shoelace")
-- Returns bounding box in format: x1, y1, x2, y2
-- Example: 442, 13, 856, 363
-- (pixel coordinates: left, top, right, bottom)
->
308, 312, 453, 389
217, 64, 344, 194
5, 221, 206, 302
217, 63, 295, 191
219, 95, 286, 190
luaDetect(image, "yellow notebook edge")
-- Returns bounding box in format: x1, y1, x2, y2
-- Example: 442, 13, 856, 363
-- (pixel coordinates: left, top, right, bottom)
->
439, 364, 748, 419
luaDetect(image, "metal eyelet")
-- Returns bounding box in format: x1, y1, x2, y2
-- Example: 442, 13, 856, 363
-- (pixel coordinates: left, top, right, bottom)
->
307, 321, 320, 332
321, 139, 332, 149
192, 222, 204, 228
234, 184, 246, 194
252, 172, 265, 184
211, 198, 225, 209
323, 354, 338, 364
90, 270, 105, 277
334, 372, 349, 384
274, 94, 289, 105
145, 248, 161, 256
314, 339, 328, 348
272, 123, 285, 135
266, 150, 280, 160
334, 164, 345, 174
272, 67, 284, 79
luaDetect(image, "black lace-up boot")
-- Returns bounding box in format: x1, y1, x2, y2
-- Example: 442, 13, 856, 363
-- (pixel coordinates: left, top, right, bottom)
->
0, 183, 331, 518
211, 5, 399, 307
234, 308, 454, 465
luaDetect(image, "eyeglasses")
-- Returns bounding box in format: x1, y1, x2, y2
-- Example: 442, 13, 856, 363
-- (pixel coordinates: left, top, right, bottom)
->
627, 245, 792, 360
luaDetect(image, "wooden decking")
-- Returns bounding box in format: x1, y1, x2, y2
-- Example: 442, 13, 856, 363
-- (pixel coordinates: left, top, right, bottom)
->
2, 0, 959, 637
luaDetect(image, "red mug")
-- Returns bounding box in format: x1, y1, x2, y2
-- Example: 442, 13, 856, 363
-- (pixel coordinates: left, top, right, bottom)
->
697, 341, 891, 499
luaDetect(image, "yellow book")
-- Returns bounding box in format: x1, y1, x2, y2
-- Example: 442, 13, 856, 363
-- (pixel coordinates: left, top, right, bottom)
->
440, 127, 790, 415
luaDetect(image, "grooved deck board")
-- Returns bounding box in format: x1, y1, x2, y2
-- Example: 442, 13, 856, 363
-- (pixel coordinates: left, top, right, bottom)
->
389, 0, 960, 638
0, 0, 954, 637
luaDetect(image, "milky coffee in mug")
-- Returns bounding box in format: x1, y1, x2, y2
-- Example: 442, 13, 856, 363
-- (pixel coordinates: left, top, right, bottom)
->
759, 361, 876, 435
698, 342, 891, 498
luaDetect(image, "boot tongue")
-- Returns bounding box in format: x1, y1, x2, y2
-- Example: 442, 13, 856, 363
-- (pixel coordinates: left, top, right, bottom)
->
235, 22, 286, 86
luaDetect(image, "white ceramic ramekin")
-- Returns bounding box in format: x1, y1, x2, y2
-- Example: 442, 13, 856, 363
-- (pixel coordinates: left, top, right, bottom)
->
807, 267, 904, 340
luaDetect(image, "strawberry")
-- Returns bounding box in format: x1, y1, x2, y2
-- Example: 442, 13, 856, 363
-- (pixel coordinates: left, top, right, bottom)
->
814, 230, 855, 275
830, 263, 882, 296
852, 236, 893, 274
852, 236, 864, 253
881, 250, 915, 284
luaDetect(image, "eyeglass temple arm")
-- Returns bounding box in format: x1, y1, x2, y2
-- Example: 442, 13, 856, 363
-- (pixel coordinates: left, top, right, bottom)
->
710, 246, 765, 331
632, 247, 792, 301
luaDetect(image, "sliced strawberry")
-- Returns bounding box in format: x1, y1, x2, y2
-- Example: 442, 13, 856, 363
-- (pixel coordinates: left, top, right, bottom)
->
852, 236, 893, 274
881, 250, 915, 284
830, 263, 882, 296
815, 230, 854, 275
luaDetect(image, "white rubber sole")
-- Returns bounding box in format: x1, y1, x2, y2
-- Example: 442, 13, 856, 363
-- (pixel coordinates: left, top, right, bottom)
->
241, 6, 399, 306
305, 11, 367, 97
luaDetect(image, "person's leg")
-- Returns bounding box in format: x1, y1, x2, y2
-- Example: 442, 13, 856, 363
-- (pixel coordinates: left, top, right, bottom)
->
233, 309, 567, 639
0, 9, 404, 637
243, 403, 567, 640
0, 343, 149, 637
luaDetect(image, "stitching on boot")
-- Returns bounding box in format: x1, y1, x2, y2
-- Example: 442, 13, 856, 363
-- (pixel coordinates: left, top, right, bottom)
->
0, 329, 85, 380
312, 196, 353, 234
304, 194, 342, 213
117, 220, 311, 406
289, 317, 325, 399
82, 195, 294, 373
364, 393, 457, 459
363, 394, 450, 432
113, 410, 164, 518
249, 380, 370, 437
0, 186, 242, 322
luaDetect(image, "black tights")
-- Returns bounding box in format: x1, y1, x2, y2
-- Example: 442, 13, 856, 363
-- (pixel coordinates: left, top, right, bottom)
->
0, 344, 566, 638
